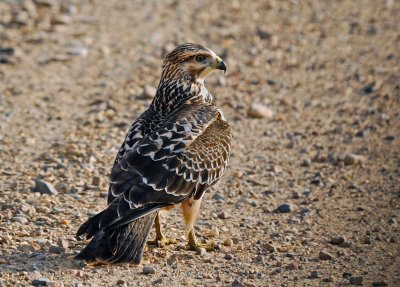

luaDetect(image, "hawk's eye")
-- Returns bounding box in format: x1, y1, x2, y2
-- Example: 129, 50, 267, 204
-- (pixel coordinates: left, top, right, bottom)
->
195, 55, 206, 63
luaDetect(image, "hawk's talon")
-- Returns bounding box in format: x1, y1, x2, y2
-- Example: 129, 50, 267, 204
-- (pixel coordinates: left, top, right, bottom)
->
147, 213, 176, 247
148, 236, 177, 247
186, 229, 215, 251
186, 240, 215, 252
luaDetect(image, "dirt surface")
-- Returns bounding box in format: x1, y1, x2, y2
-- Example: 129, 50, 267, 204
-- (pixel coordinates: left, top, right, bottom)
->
0, 0, 399, 286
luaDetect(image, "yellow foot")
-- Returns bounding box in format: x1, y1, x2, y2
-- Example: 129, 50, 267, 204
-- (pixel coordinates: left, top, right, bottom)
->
147, 236, 177, 247
186, 240, 215, 251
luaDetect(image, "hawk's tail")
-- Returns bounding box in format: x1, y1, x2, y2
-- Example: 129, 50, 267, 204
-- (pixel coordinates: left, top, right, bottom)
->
75, 211, 157, 264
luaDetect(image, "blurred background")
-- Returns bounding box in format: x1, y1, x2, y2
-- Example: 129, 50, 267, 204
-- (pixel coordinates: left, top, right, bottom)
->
0, 0, 399, 286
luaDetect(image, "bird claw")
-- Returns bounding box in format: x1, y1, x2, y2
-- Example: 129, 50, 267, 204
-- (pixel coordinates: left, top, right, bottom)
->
148, 236, 177, 247
186, 240, 215, 252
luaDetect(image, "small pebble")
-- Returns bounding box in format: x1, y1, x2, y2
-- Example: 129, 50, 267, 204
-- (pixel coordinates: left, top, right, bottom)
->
309, 271, 319, 279
49, 245, 65, 254
153, 278, 163, 285
143, 266, 156, 275
207, 227, 219, 238
143, 85, 157, 99
33, 179, 58, 195
218, 211, 231, 219
212, 193, 225, 201
322, 276, 335, 283
19, 243, 36, 252
319, 250, 334, 260
51, 15, 72, 25
363, 235, 372, 244
68, 46, 89, 57
343, 153, 365, 165
223, 238, 233, 247
12, 216, 28, 224
231, 279, 245, 287
349, 276, 363, 285
265, 243, 277, 252
277, 203, 292, 213
197, 248, 207, 256
372, 280, 388, 286
225, 253, 234, 260
301, 158, 311, 167
32, 277, 50, 286
116, 279, 125, 285
330, 235, 346, 245
286, 263, 297, 270
92, 176, 102, 186
247, 103, 274, 119
57, 238, 69, 250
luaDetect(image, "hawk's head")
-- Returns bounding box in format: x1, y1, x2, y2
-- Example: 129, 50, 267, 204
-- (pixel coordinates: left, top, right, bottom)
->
161, 43, 227, 83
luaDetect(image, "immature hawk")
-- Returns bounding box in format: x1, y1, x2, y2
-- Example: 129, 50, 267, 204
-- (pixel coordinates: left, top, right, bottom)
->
76, 43, 231, 264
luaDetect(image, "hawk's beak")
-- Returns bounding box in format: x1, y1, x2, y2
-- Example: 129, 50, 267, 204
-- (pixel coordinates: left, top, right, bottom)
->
214, 56, 227, 73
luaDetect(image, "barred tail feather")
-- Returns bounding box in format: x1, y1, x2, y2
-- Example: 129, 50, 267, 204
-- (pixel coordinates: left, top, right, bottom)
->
75, 212, 157, 264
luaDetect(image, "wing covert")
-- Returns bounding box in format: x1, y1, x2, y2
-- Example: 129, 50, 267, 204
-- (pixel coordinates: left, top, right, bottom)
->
108, 104, 231, 209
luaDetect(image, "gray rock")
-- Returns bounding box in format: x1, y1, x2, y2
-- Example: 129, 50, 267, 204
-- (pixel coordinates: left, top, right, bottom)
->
32, 277, 50, 286
231, 279, 245, 287
19, 243, 35, 252
33, 253, 46, 260
309, 271, 319, 279
372, 280, 388, 286
68, 46, 89, 57
301, 158, 311, 167
277, 203, 292, 213
363, 235, 372, 244
49, 245, 66, 254
57, 238, 69, 250
212, 193, 225, 201
33, 180, 58, 195
12, 216, 28, 224
218, 211, 231, 219
197, 247, 207, 256
349, 276, 363, 285
0, 47, 23, 64
265, 243, 277, 252
319, 250, 333, 260
153, 278, 163, 285
143, 266, 156, 275
330, 235, 346, 245
224, 253, 234, 260
344, 153, 365, 165
322, 276, 335, 283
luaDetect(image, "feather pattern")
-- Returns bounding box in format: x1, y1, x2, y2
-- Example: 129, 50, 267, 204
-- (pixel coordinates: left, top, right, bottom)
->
76, 43, 231, 264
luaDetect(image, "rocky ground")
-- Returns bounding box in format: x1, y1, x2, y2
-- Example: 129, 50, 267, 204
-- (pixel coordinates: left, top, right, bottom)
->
0, 0, 399, 286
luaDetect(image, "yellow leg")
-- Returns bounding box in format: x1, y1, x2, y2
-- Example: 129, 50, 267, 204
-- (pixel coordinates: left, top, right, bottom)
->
147, 213, 176, 247
181, 198, 215, 251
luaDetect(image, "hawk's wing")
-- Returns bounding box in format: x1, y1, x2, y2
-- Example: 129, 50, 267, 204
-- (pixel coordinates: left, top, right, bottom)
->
108, 104, 231, 212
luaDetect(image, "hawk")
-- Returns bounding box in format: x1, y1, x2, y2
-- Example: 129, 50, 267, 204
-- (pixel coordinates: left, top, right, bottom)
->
76, 43, 232, 264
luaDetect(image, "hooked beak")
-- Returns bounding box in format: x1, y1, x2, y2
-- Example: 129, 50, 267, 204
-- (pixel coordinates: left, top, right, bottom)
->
214, 55, 227, 73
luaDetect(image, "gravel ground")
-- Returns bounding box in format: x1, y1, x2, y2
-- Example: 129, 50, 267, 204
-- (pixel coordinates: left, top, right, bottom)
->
0, 0, 399, 286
